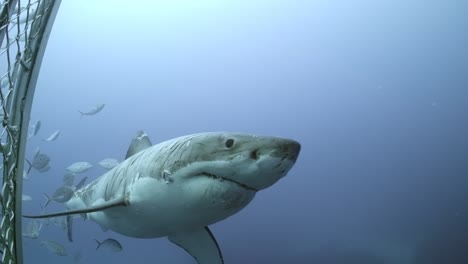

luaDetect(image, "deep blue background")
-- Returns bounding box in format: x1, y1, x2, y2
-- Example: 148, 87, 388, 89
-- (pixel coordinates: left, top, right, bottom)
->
21, 0, 468, 263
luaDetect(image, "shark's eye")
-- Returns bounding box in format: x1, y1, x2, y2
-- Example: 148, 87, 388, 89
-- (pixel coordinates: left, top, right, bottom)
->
225, 139, 234, 148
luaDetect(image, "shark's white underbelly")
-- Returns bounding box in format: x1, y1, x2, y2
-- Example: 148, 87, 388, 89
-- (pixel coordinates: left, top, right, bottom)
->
82, 176, 255, 238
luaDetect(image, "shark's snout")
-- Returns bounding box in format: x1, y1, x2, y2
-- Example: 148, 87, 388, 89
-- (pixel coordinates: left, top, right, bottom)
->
237, 137, 301, 191
282, 139, 301, 163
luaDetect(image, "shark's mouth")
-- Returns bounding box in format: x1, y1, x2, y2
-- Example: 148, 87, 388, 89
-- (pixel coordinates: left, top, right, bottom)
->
201, 172, 258, 192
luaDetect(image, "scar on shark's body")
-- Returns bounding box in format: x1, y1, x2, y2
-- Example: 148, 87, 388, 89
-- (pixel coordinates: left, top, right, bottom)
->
24, 131, 301, 264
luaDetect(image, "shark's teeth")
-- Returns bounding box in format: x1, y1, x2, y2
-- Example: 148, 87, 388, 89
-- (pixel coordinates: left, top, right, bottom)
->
201, 172, 257, 192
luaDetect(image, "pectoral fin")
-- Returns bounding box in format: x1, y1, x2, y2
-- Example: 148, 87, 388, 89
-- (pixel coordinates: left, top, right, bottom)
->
168, 227, 223, 264
23, 196, 129, 219
66, 215, 73, 242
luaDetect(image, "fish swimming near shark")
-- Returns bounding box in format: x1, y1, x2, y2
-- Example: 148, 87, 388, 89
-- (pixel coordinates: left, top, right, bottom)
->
25, 149, 50, 173
43, 130, 60, 142
98, 158, 119, 170
22, 194, 32, 202
0, 76, 9, 88
24, 131, 301, 264
95, 238, 123, 252
66, 161, 92, 174
78, 103, 105, 117
44, 186, 75, 207
75, 176, 88, 190
22, 219, 42, 239
26, 120, 41, 140
63, 172, 75, 186
40, 240, 67, 256
11, 6, 38, 25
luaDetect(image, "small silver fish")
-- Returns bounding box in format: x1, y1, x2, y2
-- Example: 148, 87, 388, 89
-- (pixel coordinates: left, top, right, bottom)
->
41, 240, 67, 256
33, 147, 40, 157
75, 176, 88, 190
33, 120, 41, 136
0, 77, 9, 88
43, 130, 60, 142
51, 216, 67, 230
45, 186, 74, 206
22, 219, 42, 239
78, 104, 105, 117
22, 194, 32, 201
66, 161, 92, 174
98, 158, 119, 170
63, 172, 75, 186
95, 238, 123, 252
37, 165, 50, 173
13, 7, 38, 24
31, 151, 50, 171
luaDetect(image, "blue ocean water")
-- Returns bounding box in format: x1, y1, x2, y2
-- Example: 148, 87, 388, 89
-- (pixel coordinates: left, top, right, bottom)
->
21, 0, 468, 263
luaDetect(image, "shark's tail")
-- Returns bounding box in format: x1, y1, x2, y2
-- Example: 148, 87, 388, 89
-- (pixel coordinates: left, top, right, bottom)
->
25, 159, 32, 174
94, 239, 102, 250
77, 110, 85, 119
43, 193, 52, 208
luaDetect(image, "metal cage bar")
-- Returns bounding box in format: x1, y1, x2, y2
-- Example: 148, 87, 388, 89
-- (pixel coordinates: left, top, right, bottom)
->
0, 0, 61, 263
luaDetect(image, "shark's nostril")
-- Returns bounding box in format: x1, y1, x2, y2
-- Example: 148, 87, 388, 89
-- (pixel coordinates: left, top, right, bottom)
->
250, 149, 259, 160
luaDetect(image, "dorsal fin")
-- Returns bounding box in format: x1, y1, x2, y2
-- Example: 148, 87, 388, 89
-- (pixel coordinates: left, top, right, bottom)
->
23, 196, 129, 219
125, 130, 152, 159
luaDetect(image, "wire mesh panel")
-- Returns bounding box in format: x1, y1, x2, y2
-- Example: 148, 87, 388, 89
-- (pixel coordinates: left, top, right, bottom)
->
0, 0, 61, 263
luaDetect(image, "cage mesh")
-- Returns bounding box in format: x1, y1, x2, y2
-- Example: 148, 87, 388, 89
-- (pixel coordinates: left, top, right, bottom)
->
0, 0, 61, 263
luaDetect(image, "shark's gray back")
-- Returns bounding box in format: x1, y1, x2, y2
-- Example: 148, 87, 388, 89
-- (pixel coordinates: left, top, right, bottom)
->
71, 133, 213, 208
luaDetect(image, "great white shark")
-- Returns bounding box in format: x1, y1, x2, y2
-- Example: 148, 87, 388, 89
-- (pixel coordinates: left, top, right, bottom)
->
24, 131, 301, 263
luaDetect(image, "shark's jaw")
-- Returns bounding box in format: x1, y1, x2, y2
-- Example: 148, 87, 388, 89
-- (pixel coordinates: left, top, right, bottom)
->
200, 172, 259, 192
167, 133, 301, 193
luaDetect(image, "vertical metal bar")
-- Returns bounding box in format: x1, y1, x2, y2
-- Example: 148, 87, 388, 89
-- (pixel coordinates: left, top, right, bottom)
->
0, 0, 62, 263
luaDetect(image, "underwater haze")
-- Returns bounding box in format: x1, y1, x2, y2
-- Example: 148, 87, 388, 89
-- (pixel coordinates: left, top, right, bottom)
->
22, 0, 468, 263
